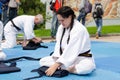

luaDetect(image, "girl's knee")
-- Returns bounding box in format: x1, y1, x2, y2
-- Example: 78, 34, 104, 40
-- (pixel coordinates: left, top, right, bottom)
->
75, 59, 96, 75
39, 56, 55, 66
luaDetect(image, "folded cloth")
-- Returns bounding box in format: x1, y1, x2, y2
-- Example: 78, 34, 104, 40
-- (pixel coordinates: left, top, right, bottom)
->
0, 62, 21, 74
33, 66, 69, 77
23, 40, 48, 50
24, 66, 69, 80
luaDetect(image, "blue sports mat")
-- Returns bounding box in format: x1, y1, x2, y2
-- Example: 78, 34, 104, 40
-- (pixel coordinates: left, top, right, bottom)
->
0, 41, 120, 80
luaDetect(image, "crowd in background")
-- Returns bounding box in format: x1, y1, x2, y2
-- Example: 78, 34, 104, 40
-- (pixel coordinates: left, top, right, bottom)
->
49, 0, 104, 39
0, 0, 104, 40
0, 0, 21, 26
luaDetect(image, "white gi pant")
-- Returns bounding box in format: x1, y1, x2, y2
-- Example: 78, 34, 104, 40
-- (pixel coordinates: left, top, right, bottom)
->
1, 21, 17, 48
0, 21, 6, 60
39, 56, 96, 75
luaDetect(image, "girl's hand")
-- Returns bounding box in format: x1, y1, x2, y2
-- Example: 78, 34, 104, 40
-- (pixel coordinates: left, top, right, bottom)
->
45, 62, 61, 76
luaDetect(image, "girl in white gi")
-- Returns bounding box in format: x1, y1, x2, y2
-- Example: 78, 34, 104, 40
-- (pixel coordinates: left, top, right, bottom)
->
0, 21, 6, 60
1, 14, 43, 48
40, 6, 96, 76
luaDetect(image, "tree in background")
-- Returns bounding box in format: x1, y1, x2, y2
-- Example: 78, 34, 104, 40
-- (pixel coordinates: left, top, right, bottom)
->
18, 0, 46, 29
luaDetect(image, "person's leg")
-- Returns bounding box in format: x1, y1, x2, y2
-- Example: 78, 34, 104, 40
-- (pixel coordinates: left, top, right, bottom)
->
94, 18, 99, 39
2, 9, 9, 40
39, 56, 56, 67
0, 21, 6, 60
81, 13, 87, 26
51, 12, 57, 38
1, 23, 17, 48
9, 8, 17, 20
0, 21, 3, 44
0, 14, 1, 20
54, 15, 59, 37
77, 12, 84, 22
3, 9, 9, 26
77, 12, 86, 25
1, 31, 17, 48
97, 18, 103, 37
67, 57, 96, 75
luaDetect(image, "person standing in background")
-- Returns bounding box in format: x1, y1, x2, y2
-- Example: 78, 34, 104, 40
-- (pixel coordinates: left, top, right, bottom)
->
77, 0, 92, 26
50, 0, 62, 39
0, 0, 10, 40
8, 0, 21, 20
0, 0, 10, 26
0, 1, 2, 20
92, 0, 104, 39
0, 0, 9, 23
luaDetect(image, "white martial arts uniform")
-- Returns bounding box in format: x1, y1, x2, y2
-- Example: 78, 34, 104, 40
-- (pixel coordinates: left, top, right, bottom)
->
40, 20, 96, 75
1, 15, 35, 48
0, 21, 6, 60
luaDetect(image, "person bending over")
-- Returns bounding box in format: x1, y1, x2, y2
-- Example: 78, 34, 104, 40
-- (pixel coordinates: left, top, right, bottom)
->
1, 14, 43, 48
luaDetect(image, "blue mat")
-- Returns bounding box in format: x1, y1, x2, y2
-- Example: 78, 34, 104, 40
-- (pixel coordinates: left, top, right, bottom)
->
0, 41, 120, 80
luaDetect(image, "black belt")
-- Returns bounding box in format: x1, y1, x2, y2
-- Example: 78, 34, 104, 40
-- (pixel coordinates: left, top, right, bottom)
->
11, 20, 21, 31
78, 50, 92, 57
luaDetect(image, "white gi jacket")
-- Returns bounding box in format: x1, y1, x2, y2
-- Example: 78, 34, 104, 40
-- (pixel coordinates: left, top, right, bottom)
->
1, 15, 35, 48
52, 19, 91, 67
40, 20, 96, 74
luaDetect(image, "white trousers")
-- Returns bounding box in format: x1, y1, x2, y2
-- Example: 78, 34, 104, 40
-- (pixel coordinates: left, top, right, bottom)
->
0, 51, 6, 60
39, 56, 96, 75
0, 21, 6, 60
1, 21, 17, 48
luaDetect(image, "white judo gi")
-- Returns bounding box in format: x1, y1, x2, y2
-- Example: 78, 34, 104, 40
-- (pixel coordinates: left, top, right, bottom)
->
40, 20, 96, 75
0, 21, 6, 60
1, 15, 35, 48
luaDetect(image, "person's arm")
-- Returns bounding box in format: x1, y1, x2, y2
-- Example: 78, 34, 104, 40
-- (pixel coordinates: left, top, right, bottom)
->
21, 37, 42, 47
101, 4, 104, 16
21, 39, 27, 47
16, 0, 21, 5
24, 18, 35, 40
45, 62, 62, 76
92, 4, 96, 19
31, 37, 42, 43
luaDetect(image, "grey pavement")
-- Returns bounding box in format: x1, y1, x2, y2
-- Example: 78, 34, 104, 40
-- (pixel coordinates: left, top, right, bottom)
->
90, 35, 120, 43
42, 35, 120, 43
17, 35, 120, 43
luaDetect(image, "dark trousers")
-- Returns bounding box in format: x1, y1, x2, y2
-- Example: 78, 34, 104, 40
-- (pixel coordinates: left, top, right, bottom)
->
77, 12, 87, 26
9, 7, 18, 20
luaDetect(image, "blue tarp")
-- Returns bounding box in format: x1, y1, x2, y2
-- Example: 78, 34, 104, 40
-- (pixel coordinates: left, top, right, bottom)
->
0, 41, 120, 80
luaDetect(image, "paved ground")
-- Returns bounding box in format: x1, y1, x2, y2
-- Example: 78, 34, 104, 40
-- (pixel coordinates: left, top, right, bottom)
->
90, 35, 120, 43
91, 36, 120, 42
42, 35, 120, 43
17, 35, 120, 43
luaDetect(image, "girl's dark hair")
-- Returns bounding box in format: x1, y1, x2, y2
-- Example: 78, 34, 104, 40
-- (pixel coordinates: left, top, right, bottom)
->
57, 6, 76, 28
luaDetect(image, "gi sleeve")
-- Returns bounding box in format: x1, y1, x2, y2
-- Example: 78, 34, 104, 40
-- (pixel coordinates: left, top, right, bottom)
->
23, 21, 35, 40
